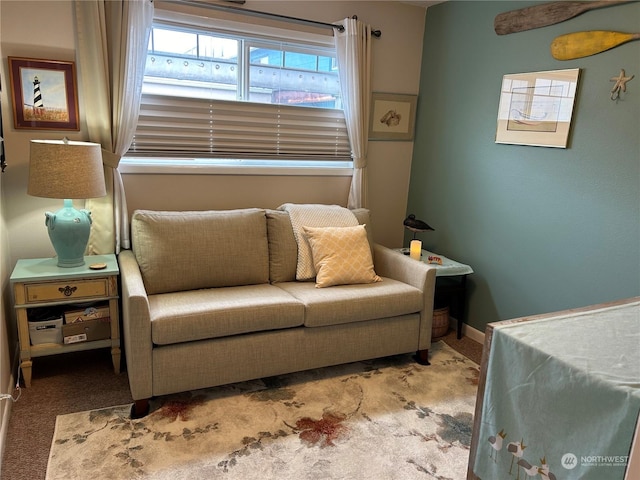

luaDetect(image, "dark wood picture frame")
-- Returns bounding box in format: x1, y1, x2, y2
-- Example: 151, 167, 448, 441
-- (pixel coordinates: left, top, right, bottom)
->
1, 74, 5, 172
8, 57, 79, 131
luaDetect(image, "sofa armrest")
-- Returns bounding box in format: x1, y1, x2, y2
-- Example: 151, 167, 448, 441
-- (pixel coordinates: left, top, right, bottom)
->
373, 244, 437, 349
118, 249, 153, 401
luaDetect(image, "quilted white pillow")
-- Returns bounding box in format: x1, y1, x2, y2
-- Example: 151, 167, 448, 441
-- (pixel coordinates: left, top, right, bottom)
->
279, 203, 359, 280
302, 225, 382, 288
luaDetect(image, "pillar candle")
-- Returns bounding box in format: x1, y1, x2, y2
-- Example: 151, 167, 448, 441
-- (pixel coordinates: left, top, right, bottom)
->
410, 239, 422, 260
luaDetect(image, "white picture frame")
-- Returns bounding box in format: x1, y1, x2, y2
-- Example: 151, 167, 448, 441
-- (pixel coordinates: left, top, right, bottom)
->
496, 68, 580, 148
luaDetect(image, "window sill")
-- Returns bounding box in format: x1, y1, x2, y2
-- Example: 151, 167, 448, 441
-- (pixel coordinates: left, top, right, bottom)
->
119, 159, 353, 177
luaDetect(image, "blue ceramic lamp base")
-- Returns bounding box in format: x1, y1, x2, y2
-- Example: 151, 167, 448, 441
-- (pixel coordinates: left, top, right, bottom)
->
45, 199, 93, 268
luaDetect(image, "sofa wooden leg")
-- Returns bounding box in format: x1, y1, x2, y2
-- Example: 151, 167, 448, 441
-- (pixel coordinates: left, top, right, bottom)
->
131, 399, 150, 419
415, 349, 430, 365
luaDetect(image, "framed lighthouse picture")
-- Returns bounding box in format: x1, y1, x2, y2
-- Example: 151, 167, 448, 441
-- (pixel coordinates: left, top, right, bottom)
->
8, 57, 79, 130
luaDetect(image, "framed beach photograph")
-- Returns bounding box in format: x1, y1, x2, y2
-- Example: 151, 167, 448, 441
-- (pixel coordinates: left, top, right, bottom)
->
369, 92, 417, 141
496, 68, 580, 148
8, 57, 79, 130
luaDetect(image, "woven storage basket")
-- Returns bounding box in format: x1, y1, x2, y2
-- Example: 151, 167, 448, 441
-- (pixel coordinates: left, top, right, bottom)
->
432, 306, 450, 338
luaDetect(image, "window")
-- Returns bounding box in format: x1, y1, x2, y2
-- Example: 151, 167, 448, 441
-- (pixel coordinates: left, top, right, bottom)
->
126, 13, 352, 171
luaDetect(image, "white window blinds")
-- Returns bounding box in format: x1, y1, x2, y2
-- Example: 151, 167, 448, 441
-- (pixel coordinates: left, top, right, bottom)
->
130, 94, 351, 161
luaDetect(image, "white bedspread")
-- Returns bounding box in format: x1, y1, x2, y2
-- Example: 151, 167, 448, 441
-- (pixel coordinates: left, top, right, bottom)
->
474, 299, 640, 480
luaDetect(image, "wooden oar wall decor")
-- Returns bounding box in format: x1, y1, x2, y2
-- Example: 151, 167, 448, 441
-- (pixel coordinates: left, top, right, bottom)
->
494, 0, 634, 35
551, 30, 640, 60
495, 1, 638, 60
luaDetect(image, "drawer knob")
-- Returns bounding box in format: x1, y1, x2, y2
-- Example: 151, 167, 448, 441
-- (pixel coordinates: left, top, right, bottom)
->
58, 286, 78, 297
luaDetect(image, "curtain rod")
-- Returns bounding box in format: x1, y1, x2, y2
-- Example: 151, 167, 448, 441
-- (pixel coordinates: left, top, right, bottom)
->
169, 0, 382, 37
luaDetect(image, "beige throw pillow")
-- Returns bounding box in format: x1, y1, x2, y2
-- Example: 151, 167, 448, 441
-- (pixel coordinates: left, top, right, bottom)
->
302, 225, 382, 288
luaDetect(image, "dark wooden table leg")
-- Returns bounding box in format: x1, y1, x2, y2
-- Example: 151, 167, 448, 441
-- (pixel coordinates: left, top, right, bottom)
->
457, 275, 467, 339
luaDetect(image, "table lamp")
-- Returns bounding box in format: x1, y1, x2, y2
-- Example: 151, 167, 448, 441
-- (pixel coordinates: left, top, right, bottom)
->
28, 139, 106, 267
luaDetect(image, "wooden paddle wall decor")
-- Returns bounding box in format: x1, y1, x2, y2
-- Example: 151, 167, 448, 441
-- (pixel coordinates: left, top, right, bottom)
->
551, 30, 640, 60
494, 0, 633, 35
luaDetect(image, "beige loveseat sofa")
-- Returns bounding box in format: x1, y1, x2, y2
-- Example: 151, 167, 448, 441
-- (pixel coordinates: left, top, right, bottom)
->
118, 206, 436, 417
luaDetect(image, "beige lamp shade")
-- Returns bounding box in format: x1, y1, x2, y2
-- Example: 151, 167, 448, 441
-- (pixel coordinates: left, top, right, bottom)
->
28, 139, 107, 199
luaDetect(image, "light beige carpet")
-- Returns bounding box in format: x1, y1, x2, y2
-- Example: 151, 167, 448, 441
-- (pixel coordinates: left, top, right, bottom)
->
46, 341, 479, 480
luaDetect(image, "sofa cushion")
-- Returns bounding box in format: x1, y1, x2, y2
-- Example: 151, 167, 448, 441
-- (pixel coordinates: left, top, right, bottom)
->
275, 278, 423, 328
302, 225, 381, 288
266, 209, 298, 283
149, 284, 304, 345
131, 208, 269, 295
351, 208, 374, 256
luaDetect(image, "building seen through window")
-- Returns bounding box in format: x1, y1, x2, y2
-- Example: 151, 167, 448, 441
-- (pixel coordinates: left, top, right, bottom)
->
144, 24, 342, 109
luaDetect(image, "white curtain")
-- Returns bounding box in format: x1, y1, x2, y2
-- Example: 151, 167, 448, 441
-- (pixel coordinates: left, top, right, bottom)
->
334, 17, 372, 209
75, 0, 153, 253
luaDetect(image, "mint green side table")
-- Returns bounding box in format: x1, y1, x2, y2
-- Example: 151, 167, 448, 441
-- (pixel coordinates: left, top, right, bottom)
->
398, 248, 473, 339
10, 254, 120, 386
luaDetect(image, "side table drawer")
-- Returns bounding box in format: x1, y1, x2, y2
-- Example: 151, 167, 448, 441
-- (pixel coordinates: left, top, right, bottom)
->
23, 279, 109, 303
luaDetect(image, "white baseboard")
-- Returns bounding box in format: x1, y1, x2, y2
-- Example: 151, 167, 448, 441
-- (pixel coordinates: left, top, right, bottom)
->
450, 317, 485, 344
462, 323, 485, 344
0, 385, 12, 479
0, 349, 18, 478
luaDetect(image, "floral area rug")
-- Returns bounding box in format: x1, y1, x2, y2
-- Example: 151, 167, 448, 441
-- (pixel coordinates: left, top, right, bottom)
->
46, 341, 479, 480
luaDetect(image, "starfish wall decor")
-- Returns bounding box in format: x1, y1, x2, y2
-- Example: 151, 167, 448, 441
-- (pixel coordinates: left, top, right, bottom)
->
610, 69, 634, 100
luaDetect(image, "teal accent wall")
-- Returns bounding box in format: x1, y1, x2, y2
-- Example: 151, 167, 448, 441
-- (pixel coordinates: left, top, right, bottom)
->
408, 1, 640, 331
